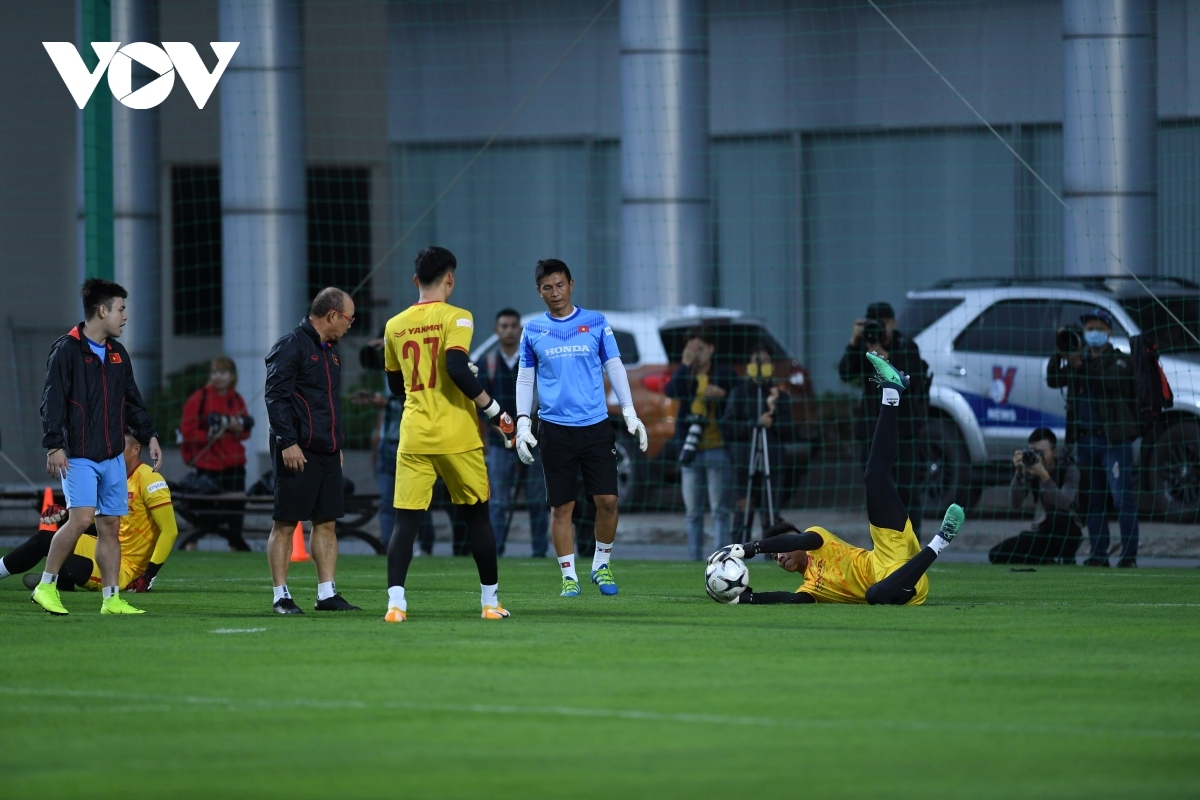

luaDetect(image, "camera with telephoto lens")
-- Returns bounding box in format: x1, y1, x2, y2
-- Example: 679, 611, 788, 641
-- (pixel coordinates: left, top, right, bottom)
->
1021, 448, 1042, 467
862, 320, 884, 347
1056, 325, 1082, 353
678, 414, 707, 465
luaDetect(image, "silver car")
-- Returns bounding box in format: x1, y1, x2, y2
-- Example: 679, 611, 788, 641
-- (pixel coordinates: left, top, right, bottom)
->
901, 277, 1200, 521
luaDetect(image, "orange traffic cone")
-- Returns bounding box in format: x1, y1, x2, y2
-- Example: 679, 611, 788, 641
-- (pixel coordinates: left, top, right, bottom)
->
37, 487, 57, 532
289, 522, 310, 562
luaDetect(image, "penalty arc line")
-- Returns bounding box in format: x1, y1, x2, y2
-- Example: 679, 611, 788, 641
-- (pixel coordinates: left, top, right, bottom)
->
0, 686, 1195, 742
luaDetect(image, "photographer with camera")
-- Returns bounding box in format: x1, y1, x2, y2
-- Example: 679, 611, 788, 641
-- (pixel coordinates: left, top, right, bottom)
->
178, 356, 254, 551
1047, 308, 1140, 567
720, 344, 795, 544
665, 328, 737, 560
988, 428, 1082, 565
838, 301, 928, 533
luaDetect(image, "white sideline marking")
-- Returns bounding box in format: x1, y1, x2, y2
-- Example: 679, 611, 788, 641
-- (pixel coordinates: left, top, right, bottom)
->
210, 627, 267, 634
0, 686, 1195, 742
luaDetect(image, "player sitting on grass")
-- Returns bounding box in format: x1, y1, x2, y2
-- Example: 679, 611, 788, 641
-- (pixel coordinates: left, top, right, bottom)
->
710, 353, 964, 605
0, 433, 177, 596
513, 259, 648, 598
382, 246, 515, 622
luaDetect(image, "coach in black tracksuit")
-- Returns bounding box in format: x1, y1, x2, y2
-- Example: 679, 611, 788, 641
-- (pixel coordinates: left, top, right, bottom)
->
262, 288, 360, 614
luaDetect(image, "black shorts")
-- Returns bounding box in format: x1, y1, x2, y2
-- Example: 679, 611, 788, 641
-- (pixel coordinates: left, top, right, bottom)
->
273, 448, 344, 522
538, 419, 618, 507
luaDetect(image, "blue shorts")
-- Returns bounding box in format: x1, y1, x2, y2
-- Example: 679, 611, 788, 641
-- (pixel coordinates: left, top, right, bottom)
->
62, 455, 128, 516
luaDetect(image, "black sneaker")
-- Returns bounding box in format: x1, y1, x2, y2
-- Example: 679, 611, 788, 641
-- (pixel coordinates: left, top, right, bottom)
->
273, 597, 304, 614
314, 593, 361, 611
1117, 558, 1137, 568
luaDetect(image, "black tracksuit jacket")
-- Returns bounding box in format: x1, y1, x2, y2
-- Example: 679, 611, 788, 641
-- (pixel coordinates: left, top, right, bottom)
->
40, 324, 157, 460
264, 318, 345, 454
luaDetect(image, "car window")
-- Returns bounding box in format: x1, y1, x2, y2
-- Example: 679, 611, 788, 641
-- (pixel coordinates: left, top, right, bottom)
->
953, 299, 1057, 356
660, 324, 783, 366
897, 297, 965, 336
1058, 302, 1128, 337
1119, 295, 1199, 353
612, 330, 639, 365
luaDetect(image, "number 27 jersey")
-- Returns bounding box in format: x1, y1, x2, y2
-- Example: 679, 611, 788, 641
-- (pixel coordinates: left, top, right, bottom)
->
383, 301, 482, 455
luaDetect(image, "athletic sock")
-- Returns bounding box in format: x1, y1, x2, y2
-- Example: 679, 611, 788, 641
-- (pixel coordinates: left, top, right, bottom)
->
558, 554, 578, 581
388, 585, 407, 612
0, 557, 10, 579
102, 585, 118, 599
317, 581, 336, 601
927, 536, 951, 555
881, 387, 900, 406
41, 571, 58, 585
481, 583, 499, 608
591, 540, 613, 572
273, 584, 291, 603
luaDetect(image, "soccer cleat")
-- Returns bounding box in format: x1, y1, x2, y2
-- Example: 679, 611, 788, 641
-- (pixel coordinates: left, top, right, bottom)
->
481, 604, 510, 619
273, 597, 305, 615
865, 351, 909, 392
384, 606, 407, 623
22, 573, 40, 591
560, 577, 581, 597
314, 593, 361, 612
591, 565, 619, 596
100, 595, 145, 615
31, 582, 68, 616
938, 503, 966, 543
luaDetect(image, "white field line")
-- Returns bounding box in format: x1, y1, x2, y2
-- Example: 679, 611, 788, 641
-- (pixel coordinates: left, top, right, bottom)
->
210, 628, 267, 634
0, 686, 1195, 742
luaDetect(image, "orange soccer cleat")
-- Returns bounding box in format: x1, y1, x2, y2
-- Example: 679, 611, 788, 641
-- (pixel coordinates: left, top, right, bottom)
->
384, 606, 407, 623
481, 604, 511, 620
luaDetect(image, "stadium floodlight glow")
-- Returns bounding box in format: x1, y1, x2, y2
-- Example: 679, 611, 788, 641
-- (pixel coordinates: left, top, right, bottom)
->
42, 41, 240, 110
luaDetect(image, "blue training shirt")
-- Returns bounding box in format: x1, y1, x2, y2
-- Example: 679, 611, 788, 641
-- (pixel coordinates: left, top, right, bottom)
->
520, 307, 620, 427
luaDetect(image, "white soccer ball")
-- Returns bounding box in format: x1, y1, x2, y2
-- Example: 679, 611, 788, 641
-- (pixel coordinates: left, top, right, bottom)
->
705, 556, 748, 604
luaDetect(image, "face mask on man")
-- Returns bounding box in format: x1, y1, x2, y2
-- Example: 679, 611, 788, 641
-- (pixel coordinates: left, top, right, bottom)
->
1083, 330, 1109, 348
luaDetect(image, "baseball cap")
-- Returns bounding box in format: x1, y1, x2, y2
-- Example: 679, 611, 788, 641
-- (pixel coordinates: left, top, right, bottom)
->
865, 302, 895, 321
1079, 307, 1115, 328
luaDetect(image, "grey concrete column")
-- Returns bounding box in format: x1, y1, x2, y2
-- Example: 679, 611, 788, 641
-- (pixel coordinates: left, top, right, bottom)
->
1063, 0, 1157, 276
111, 0, 161, 393
619, 0, 709, 309
220, 0, 306, 473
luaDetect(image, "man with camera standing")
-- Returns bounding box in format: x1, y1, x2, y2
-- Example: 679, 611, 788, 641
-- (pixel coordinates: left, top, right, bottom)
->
665, 329, 737, 561
989, 427, 1083, 564
838, 301, 927, 533
1048, 308, 1140, 567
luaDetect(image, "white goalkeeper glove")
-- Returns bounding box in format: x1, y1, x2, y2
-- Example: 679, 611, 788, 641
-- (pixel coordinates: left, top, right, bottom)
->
707, 543, 751, 565
515, 417, 538, 465
622, 409, 648, 452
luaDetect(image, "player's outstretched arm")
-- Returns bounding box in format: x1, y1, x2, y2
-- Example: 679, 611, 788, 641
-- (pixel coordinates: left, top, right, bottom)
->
602, 357, 647, 452
514, 365, 538, 464
127, 501, 179, 592
709, 522, 824, 563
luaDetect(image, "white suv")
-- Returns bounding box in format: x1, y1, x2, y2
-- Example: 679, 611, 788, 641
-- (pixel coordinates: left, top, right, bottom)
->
902, 277, 1200, 521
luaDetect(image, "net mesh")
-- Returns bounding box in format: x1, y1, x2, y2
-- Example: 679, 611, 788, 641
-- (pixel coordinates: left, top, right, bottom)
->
5, 0, 1198, 562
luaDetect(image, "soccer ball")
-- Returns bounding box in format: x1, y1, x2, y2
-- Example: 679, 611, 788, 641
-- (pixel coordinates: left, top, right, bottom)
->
705, 556, 748, 603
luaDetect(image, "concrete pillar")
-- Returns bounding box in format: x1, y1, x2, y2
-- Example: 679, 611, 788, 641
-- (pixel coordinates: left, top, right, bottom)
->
220, 0, 306, 476
1063, 0, 1157, 276
619, 0, 709, 309
111, 0, 161, 392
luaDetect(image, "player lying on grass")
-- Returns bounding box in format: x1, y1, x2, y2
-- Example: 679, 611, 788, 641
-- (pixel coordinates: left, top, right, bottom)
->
710, 353, 964, 605
382, 246, 515, 622
0, 433, 177, 598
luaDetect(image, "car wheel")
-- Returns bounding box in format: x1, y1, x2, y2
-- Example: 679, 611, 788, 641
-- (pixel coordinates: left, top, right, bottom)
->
614, 429, 647, 511
920, 417, 978, 514
1150, 418, 1200, 523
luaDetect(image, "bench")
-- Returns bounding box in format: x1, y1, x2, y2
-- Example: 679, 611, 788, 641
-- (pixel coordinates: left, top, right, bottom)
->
171, 493, 385, 554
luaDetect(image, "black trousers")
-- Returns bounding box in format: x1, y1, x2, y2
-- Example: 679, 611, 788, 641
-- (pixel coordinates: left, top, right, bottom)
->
196, 466, 251, 551
989, 512, 1083, 565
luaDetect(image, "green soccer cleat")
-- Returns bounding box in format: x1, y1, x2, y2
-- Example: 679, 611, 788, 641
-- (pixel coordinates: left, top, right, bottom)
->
865, 351, 908, 393
31, 582, 68, 616
939, 503, 965, 543
590, 565, 619, 596
101, 595, 145, 615
560, 577, 581, 597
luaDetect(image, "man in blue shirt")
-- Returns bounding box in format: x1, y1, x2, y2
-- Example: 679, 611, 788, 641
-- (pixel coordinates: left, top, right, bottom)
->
514, 259, 648, 597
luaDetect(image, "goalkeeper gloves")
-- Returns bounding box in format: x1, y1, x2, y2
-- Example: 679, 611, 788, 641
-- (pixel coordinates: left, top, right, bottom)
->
515, 417, 538, 465
622, 409, 648, 452
126, 562, 161, 593
708, 542, 759, 565
481, 399, 516, 448
40, 504, 67, 528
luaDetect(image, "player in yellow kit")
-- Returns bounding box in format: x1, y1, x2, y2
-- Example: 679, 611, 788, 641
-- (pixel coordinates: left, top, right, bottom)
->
710, 353, 965, 605
381, 246, 515, 622
1, 433, 178, 597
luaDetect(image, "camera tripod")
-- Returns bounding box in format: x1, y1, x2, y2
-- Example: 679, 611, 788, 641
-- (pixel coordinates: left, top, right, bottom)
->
733, 382, 779, 544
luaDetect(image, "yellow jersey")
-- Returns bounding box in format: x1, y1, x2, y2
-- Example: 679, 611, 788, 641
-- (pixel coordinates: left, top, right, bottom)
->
384, 301, 483, 455
121, 463, 174, 572
796, 527, 876, 604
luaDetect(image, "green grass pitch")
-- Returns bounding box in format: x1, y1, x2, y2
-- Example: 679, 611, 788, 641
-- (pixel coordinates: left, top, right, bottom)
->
2, 553, 1198, 798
